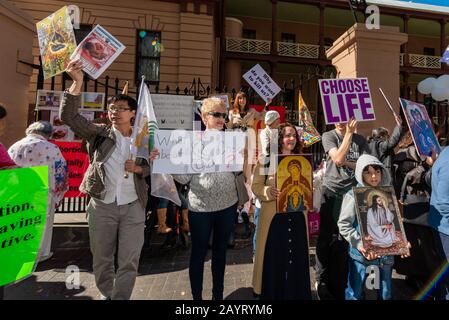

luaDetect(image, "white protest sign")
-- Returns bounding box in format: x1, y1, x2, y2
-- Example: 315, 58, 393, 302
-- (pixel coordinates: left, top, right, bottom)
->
152, 94, 194, 130
243, 64, 281, 103
153, 130, 246, 174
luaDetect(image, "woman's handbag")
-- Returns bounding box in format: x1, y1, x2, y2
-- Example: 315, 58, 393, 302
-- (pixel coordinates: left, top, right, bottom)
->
235, 171, 249, 207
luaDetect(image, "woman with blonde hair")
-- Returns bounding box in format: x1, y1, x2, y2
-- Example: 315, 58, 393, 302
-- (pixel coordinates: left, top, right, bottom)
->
172, 97, 240, 300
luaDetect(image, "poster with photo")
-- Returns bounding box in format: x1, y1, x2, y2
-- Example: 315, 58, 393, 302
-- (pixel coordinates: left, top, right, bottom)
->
49, 110, 94, 141
82, 92, 105, 109
36, 6, 77, 79
50, 110, 74, 141
400, 98, 441, 156
276, 155, 313, 213
70, 25, 125, 79
36, 90, 63, 110
353, 186, 410, 256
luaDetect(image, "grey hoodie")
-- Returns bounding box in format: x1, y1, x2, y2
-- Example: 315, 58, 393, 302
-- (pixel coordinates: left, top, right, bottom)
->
337, 154, 391, 251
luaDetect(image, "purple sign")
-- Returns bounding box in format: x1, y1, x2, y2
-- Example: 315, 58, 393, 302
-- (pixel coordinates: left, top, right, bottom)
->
318, 78, 375, 124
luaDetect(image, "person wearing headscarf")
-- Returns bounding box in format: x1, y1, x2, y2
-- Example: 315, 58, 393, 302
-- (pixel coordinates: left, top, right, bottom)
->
8, 121, 68, 262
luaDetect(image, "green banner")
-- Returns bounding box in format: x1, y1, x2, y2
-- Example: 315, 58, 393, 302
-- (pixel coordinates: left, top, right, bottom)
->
0, 166, 48, 286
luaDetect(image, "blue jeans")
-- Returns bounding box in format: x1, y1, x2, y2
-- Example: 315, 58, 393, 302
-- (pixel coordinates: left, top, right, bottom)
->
346, 247, 394, 300
432, 230, 449, 300
188, 203, 238, 300
253, 207, 260, 255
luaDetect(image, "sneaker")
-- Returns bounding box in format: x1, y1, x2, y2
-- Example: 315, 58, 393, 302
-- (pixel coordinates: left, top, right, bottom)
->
316, 282, 334, 300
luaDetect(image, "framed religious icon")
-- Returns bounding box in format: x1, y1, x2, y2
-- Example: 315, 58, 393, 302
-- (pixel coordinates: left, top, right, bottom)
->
353, 186, 410, 256
276, 154, 313, 213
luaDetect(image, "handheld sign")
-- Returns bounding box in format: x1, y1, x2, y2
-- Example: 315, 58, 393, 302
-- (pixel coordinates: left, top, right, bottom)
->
36, 6, 77, 79
70, 25, 126, 79
243, 64, 281, 103
319, 78, 375, 124
399, 98, 441, 157
0, 166, 48, 286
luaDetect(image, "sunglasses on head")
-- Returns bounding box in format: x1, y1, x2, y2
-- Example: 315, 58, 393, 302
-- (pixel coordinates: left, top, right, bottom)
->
207, 112, 227, 119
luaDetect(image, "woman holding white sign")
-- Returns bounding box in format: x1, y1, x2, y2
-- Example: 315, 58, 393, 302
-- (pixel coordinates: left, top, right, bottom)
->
171, 97, 239, 300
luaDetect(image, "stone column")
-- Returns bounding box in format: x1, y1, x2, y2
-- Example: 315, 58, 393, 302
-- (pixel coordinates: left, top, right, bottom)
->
0, 1, 34, 148
224, 17, 243, 91
326, 23, 408, 136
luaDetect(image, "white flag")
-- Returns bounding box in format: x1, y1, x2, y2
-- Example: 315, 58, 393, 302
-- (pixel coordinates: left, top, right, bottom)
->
133, 79, 181, 206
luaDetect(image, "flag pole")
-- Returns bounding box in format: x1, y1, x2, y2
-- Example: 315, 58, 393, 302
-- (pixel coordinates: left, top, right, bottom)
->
379, 88, 398, 116
124, 76, 145, 179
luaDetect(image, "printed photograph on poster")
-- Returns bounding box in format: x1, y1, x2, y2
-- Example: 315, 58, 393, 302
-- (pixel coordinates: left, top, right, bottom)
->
400, 98, 441, 156
318, 78, 375, 124
36, 90, 63, 110
50, 110, 75, 141
243, 64, 281, 103
36, 6, 77, 79
276, 155, 313, 213
70, 25, 126, 79
82, 92, 105, 109
353, 186, 410, 256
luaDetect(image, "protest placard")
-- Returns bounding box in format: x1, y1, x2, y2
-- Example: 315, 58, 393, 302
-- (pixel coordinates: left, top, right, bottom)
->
36, 6, 77, 79
0, 166, 48, 286
51, 141, 89, 198
70, 25, 125, 79
243, 64, 281, 103
318, 78, 375, 124
152, 94, 194, 130
400, 98, 441, 156
152, 130, 246, 174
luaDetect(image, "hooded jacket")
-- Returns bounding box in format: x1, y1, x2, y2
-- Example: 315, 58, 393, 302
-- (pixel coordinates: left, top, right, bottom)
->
338, 154, 391, 251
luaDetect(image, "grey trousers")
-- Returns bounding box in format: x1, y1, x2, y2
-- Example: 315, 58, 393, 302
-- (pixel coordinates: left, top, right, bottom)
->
87, 198, 145, 300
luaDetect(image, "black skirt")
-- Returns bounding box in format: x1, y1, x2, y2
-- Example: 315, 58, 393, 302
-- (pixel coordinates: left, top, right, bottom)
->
261, 211, 312, 300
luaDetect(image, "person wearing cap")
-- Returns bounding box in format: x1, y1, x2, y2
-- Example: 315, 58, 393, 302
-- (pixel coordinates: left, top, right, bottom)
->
8, 121, 68, 263
260, 110, 281, 157
251, 110, 281, 260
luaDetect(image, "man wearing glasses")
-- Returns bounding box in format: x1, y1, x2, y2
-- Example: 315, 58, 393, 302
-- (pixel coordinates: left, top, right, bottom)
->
60, 59, 154, 300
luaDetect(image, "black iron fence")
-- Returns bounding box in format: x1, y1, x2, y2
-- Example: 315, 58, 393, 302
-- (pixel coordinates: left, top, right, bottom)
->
32, 66, 333, 213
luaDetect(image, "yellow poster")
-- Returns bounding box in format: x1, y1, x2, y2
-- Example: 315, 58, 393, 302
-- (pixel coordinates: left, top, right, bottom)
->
276, 155, 313, 213
36, 6, 77, 79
